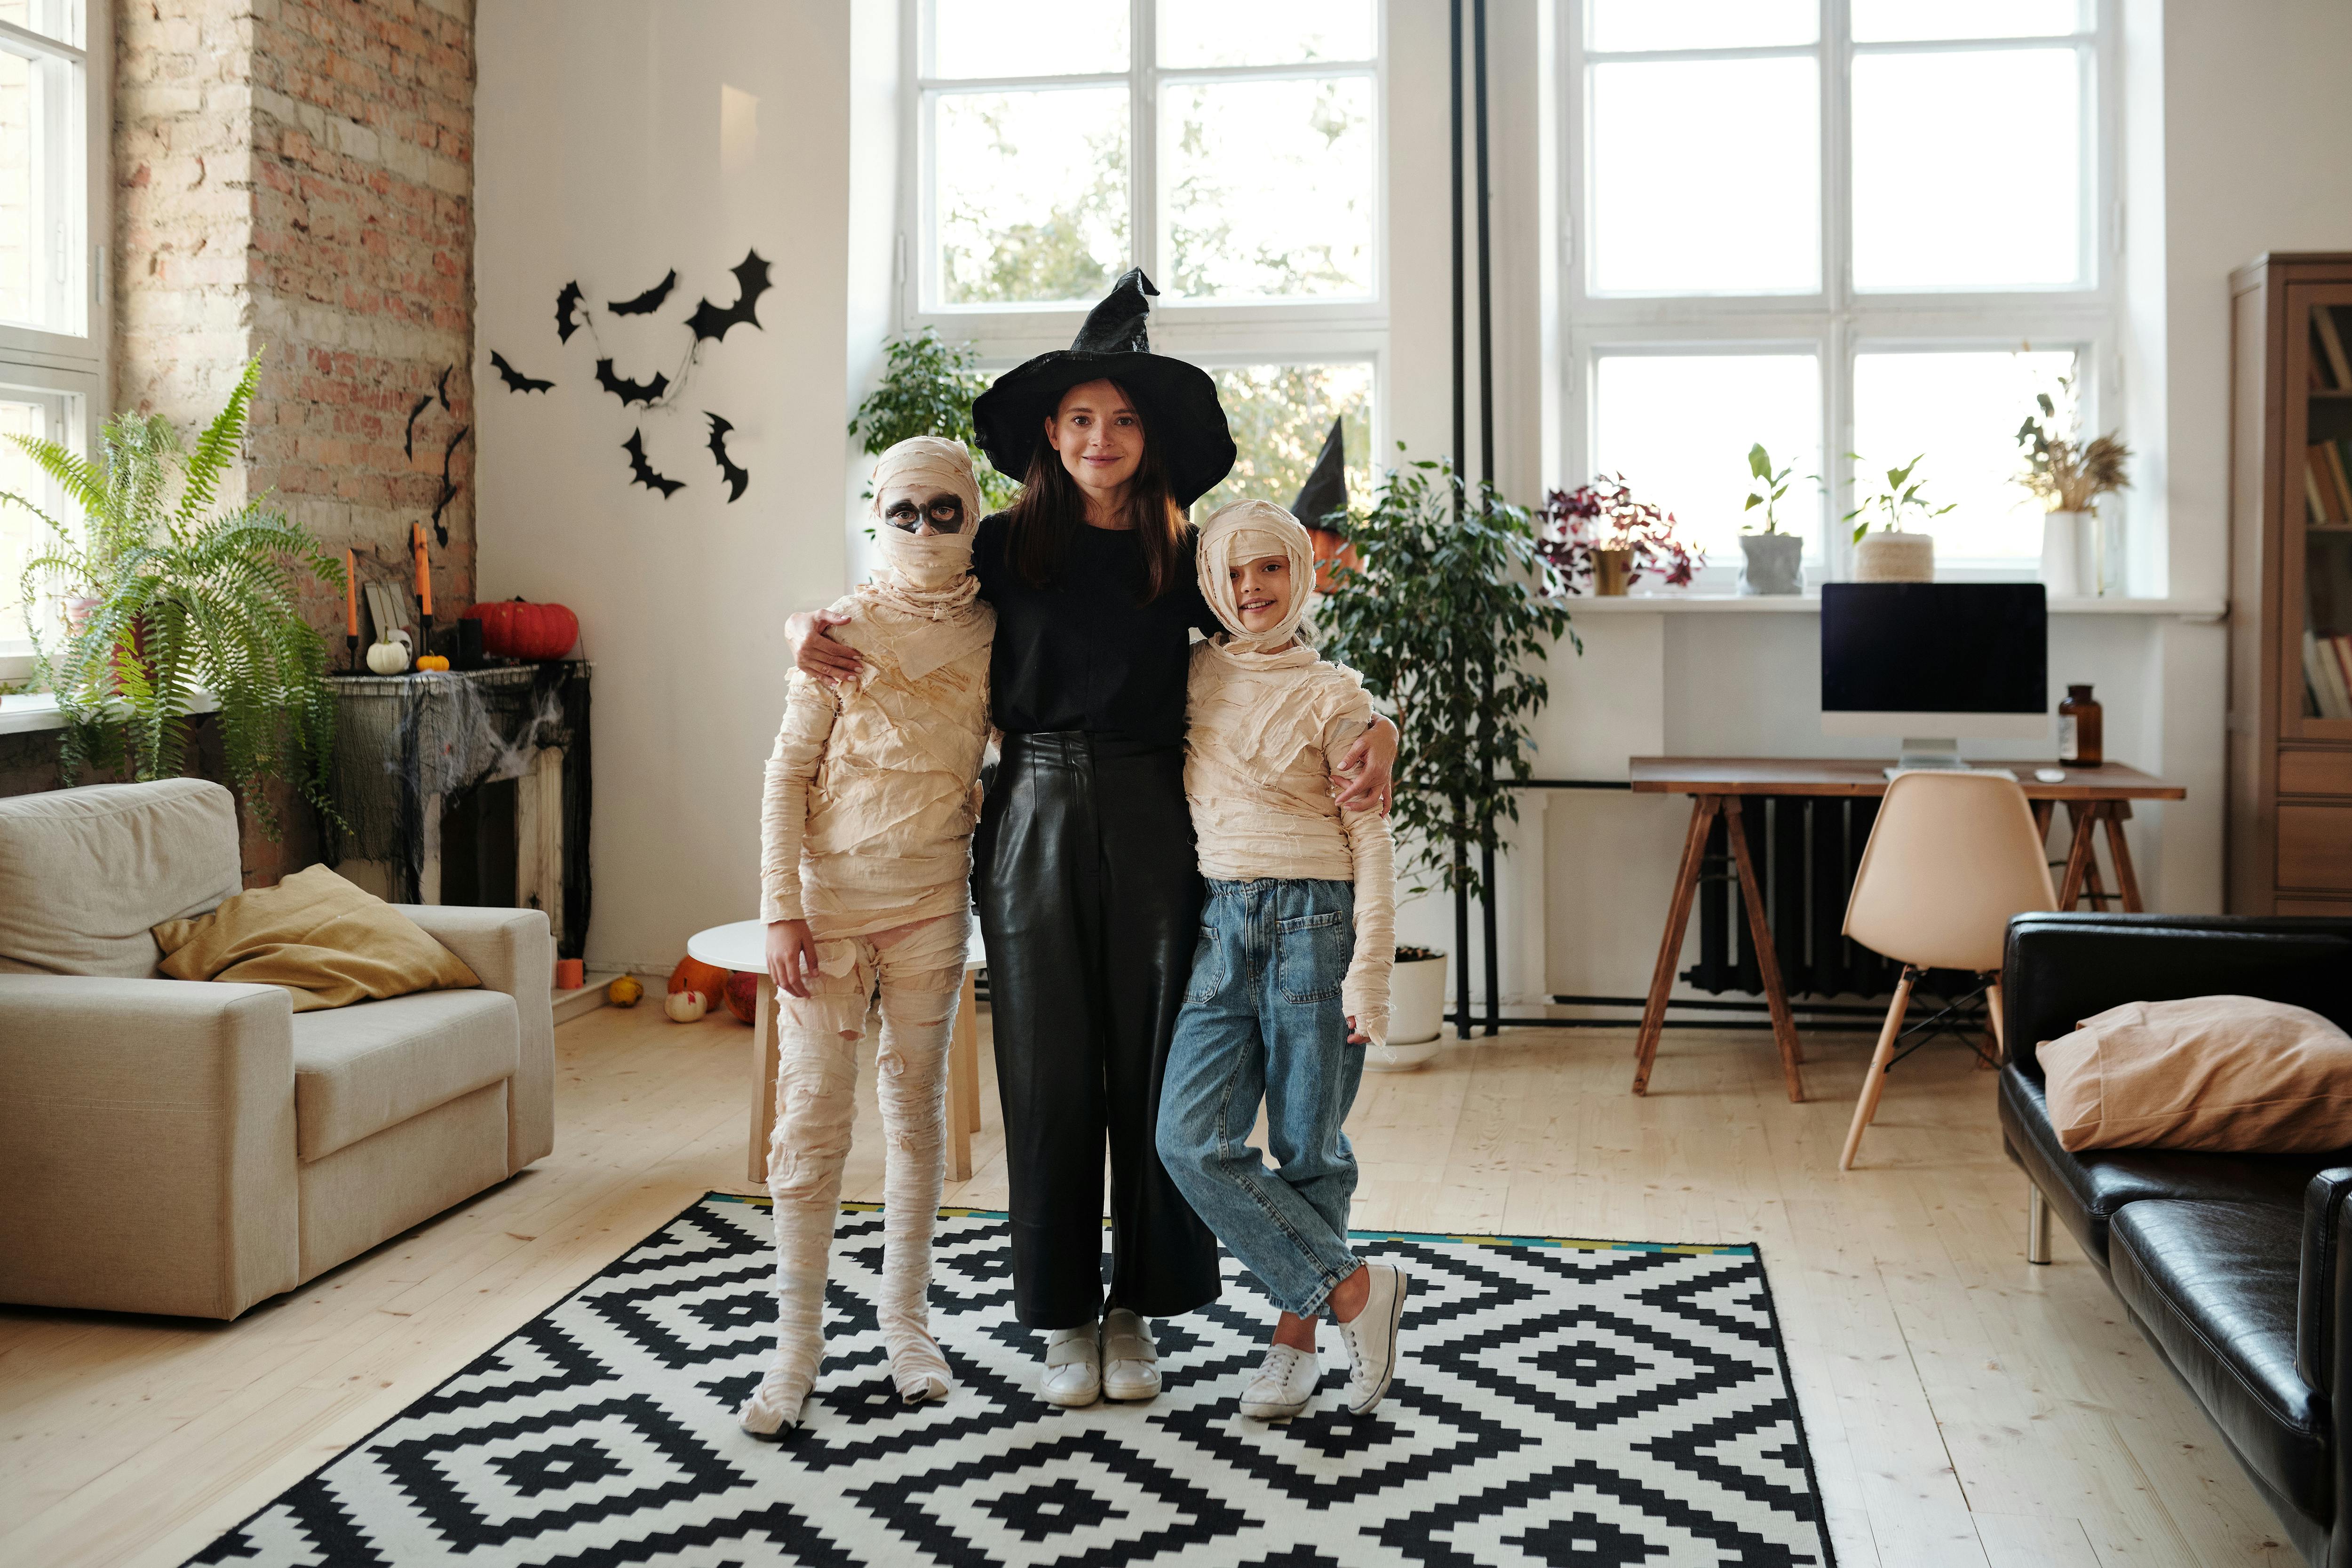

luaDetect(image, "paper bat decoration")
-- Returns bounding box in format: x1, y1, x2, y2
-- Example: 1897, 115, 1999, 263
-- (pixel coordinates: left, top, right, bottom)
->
555, 281, 586, 343
623, 430, 685, 498
403, 394, 433, 457
594, 358, 669, 407
436, 366, 453, 412
491, 350, 555, 395
608, 270, 677, 316
706, 413, 748, 502
687, 250, 772, 343
431, 425, 471, 544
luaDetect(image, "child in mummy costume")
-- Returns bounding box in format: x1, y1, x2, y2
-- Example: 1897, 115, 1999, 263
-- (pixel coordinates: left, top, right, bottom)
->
742, 436, 994, 1436
1155, 499, 1407, 1421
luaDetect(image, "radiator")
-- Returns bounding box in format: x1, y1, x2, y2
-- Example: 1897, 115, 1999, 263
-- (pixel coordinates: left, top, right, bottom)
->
1684, 795, 1907, 1001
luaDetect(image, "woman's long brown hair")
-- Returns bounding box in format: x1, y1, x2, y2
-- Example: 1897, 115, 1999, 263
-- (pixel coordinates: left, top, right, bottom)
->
1004, 380, 1190, 602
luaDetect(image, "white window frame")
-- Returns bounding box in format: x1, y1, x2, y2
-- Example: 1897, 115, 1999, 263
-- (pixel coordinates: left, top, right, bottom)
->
899, 0, 1390, 466
1557, 0, 2120, 587
0, 0, 110, 674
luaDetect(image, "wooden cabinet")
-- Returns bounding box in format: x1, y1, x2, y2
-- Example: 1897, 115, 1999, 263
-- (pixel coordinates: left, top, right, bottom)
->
2229, 254, 2352, 910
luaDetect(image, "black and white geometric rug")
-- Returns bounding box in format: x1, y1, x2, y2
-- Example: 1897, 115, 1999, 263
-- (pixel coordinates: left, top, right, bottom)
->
190, 1194, 1835, 1567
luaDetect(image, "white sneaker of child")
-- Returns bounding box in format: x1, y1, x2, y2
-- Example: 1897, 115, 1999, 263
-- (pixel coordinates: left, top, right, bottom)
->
1040, 1321, 1101, 1407
1333, 1263, 1409, 1415
739, 1361, 814, 1438
1100, 1307, 1161, 1401
1238, 1343, 1320, 1420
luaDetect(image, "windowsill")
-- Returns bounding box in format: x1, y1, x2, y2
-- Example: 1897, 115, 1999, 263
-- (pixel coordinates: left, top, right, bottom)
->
1555, 593, 2227, 621
0, 690, 219, 736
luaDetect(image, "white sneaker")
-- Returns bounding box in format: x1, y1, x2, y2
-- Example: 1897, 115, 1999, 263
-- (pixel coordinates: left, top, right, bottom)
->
1100, 1307, 1161, 1402
1333, 1263, 1408, 1415
738, 1363, 811, 1438
1039, 1322, 1101, 1408
1238, 1343, 1320, 1420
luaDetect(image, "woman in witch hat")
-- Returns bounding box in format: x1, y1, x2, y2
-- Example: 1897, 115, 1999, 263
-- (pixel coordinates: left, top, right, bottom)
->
789, 269, 1397, 1407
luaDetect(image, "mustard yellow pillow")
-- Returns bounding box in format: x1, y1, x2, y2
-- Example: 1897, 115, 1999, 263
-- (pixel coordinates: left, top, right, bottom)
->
154, 863, 479, 1011
2041, 995, 2352, 1153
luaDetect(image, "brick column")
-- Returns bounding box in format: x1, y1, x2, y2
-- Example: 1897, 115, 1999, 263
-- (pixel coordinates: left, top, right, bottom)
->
111, 0, 476, 881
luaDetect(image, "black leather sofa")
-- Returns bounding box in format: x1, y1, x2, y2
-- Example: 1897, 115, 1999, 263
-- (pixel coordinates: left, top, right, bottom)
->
2000, 913, 2352, 1566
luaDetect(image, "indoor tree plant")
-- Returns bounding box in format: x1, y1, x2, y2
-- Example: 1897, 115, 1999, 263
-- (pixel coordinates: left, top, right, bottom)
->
849, 326, 1018, 511
1536, 473, 1701, 596
1318, 453, 1575, 1067
8, 357, 343, 834
1845, 454, 1953, 581
1737, 442, 1804, 596
2016, 375, 2130, 596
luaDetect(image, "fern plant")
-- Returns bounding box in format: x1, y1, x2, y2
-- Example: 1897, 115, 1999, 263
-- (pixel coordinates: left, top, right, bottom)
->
8, 358, 343, 835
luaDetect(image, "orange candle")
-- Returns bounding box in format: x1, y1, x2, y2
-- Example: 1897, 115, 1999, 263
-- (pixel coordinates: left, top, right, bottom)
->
413, 523, 433, 616
344, 548, 358, 636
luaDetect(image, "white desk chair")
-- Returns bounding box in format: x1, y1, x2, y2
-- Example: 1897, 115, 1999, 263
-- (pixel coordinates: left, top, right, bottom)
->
1839, 771, 2057, 1171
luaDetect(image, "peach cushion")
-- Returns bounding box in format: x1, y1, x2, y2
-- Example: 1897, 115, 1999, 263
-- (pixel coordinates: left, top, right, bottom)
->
2042, 995, 2352, 1153
154, 863, 479, 1012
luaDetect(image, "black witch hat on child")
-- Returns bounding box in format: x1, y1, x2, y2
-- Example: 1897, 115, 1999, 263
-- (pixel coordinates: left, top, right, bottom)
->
971, 269, 1238, 508
1291, 418, 1348, 534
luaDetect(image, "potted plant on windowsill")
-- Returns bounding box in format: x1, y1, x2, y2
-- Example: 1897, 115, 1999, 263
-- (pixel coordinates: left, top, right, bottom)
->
1846, 454, 1953, 581
2016, 375, 2130, 597
1536, 474, 1702, 596
1317, 453, 1575, 1070
1738, 443, 1804, 595
8, 357, 344, 836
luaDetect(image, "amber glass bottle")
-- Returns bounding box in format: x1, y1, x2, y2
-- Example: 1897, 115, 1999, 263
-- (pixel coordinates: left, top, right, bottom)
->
2058, 684, 2104, 766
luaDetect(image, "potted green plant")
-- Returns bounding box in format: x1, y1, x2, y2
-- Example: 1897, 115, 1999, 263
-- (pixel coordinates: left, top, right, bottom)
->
1845, 454, 1954, 582
1738, 443, 1804, 596
1319, 453, 1575, 1068
8, 358, 343, 835
849, 326, 1018, 512
2016, 375, 2130, 596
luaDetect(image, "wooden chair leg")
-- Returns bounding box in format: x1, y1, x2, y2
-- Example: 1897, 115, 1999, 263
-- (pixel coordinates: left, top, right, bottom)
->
1985, 976, 2006, 1059
1840, 967, 1914, 1172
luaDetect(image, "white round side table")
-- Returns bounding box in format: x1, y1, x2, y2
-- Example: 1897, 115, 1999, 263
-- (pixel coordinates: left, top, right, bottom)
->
687, 919, 987, 1185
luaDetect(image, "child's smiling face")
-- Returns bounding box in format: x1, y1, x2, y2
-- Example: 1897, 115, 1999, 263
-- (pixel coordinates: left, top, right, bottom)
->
1229, 554, 1293, 635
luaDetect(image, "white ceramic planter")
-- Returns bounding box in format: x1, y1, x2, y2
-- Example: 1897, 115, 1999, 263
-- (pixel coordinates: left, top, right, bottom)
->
1368, 952, 1448, 1072
1738, 532, 1804, 596
2040, 509, 2089, 596
1853, 530, 1935, 582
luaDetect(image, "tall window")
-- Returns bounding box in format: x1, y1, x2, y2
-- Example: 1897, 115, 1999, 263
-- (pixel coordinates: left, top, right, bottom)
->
0, 0, 103, 659
1564, 0, 2115, 582
909, 0, 1383, 515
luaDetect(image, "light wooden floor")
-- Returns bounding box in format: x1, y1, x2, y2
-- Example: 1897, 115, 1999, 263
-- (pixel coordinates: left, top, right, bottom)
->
0, 1003, 2298, 1568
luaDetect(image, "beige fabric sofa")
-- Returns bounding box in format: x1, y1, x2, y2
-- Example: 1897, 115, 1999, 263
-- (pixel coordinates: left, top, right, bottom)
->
0, 779, 554, 1319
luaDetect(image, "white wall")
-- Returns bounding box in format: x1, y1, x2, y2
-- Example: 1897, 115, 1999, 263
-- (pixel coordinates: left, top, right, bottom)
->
475, 0, 853, 971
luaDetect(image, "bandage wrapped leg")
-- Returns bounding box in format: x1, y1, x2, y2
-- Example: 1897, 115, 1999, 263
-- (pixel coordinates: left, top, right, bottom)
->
741, 1022, 859, 1436
874, 980, 957, 1401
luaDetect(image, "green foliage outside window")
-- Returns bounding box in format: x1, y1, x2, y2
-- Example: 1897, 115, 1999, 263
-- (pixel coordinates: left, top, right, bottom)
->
1197, 364, 1373, 519
849, 328, 1019, 512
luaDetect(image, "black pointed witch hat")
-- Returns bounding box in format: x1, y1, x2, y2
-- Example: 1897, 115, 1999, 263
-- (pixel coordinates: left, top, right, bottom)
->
1291, 418, 1348, 533
970, 269, 1237, 507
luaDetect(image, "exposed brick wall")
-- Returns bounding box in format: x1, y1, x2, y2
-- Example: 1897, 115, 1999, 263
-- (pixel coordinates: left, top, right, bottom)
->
113, 0, 477, 633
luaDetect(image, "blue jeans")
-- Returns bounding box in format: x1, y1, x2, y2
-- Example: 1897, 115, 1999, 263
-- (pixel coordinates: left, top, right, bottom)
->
1155, 877, 1365, 1318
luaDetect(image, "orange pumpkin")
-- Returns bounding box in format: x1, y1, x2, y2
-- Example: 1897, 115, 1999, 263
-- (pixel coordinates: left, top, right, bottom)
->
463, 597, 580, 661
723, 971, 759, 1025
670, 955, 730, 1004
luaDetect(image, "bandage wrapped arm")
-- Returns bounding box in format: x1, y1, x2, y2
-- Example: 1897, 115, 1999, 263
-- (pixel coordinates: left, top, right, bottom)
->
1323, 701, 1398, 1047
760, 672, 841, 924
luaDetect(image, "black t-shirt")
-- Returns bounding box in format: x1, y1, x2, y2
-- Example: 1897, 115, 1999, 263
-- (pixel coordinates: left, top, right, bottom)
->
971, 511, 1219, 747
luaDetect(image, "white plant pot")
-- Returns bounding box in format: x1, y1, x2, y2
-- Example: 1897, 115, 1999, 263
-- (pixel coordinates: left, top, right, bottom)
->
1367, 952, 1448, 1072
1852, 530, 1935, 582
1737, 532, 1804, 596
2040, 509, 2089, 597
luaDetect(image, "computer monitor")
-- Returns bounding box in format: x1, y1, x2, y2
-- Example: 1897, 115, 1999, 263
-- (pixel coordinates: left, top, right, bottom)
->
1820, 583, 2048, 771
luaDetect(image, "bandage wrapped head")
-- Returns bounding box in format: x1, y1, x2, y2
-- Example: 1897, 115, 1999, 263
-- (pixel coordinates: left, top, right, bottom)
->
1197, 499, 1315, 653
870, 436, 983, 594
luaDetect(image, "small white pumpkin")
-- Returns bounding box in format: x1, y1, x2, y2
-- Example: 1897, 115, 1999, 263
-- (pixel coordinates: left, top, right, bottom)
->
664, 989, 708, 1024
365, 630, 411, 675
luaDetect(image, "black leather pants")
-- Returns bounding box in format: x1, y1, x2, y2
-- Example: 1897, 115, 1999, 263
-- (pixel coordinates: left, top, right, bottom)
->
975, 731, 1222, 1328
